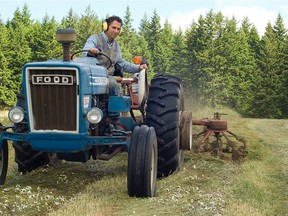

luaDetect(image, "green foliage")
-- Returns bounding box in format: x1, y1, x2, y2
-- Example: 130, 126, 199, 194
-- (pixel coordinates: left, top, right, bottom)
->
250, 17, 288, 118
30, 16, 62, 61
74, 6, 101, 52
0, 6, 287, 118
118, 6, 138, 61
0, 21, 16, 106
170, 29, 188, 80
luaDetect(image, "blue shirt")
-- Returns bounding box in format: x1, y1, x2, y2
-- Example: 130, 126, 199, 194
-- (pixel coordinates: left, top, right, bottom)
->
83, 32, 140, 73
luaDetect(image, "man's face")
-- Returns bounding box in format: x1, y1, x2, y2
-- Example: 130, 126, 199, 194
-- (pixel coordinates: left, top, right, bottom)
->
106, 20, 121, 41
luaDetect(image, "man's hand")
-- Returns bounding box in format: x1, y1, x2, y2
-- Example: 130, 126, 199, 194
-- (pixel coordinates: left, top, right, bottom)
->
88, 48, 101, 56
139, 64, 148, 70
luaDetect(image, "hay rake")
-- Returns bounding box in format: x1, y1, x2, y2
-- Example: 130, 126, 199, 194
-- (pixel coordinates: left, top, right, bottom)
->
192, 112, 247, 161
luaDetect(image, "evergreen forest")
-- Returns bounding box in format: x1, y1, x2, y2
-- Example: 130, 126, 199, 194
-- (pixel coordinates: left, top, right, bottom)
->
0, 5, 287, 119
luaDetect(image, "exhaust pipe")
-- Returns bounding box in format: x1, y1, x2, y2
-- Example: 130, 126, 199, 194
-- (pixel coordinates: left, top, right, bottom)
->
56, 28, 77, 61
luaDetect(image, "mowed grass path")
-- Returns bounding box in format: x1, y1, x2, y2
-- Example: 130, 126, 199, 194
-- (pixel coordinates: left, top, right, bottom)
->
0, 109, 287, 215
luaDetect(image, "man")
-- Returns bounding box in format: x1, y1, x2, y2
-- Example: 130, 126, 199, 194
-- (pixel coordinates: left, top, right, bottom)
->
83, 15, 147, 129
83, 15, 147, 96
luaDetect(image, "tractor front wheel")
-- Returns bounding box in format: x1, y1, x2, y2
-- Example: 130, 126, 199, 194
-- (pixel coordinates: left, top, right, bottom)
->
0, 141, 8, 185
13, 141, 50, 173
13, 89, 50, 174
128, 125, 157, 197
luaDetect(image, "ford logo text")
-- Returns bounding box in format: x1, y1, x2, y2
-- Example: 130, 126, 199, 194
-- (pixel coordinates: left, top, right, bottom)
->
32, 75, 73, 85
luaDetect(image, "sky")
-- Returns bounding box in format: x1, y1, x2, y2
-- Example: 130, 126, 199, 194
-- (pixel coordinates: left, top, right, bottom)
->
1, 0, 288, 36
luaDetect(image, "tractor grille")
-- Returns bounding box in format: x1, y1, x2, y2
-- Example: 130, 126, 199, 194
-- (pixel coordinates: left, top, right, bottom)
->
28, 68, 78, 132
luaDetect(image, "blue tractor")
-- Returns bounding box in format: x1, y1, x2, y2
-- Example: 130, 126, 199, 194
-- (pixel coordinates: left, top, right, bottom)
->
0, 29, 192, 197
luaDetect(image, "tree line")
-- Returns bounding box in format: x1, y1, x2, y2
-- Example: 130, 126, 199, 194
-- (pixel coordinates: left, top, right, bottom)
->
0, 4, 287, 118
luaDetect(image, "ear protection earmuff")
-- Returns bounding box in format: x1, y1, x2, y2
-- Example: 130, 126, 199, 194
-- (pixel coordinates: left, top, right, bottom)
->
102, 19, 122, 34
102, 20, 109, 31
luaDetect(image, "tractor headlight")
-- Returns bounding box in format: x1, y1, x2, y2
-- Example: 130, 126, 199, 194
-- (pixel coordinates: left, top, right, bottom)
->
8, 106, 25, 124
86, 107, 103, 124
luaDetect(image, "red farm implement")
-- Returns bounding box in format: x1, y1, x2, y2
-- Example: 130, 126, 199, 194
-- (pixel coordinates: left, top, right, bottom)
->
192, 112, 247, 162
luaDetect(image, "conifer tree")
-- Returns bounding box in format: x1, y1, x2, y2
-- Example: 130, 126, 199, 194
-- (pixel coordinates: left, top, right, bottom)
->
118, 6, 138, 62
158, 20, 173, 73
252, 23, 282, 117
147, 10, 162, 53
0, 4, 287, 118
138, 13, 150, 39
221, 17, 255, 112
30, 15, 61, 61
271, 14, 288, 117
185, 10, 226, 106
6, 6, 33, 95
76, 6, 100, 52
170, 28, 187, 80
0, 20, 16, 106
138, 13, 154, 77
61, 8, 79, 29
147, 10, 163, 74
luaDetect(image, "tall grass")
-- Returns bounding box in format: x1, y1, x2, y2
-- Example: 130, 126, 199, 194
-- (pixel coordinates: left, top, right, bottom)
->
224, 119, 288, 216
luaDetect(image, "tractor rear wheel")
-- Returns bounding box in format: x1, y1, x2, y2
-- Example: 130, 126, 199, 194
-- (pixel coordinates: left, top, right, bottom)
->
0, 141, 8, 185
146, 74, 184, 177
128, 125, 157, 197
180, 111, 193, 151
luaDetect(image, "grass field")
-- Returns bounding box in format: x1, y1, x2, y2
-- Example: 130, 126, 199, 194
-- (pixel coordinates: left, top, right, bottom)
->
0, 107, 287, 216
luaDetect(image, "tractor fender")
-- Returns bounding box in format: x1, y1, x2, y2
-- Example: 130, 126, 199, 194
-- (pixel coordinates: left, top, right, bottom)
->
136, 69, 146, 107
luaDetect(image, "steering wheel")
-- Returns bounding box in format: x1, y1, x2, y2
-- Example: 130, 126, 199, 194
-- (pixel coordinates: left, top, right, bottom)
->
71, 50, 113, 69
